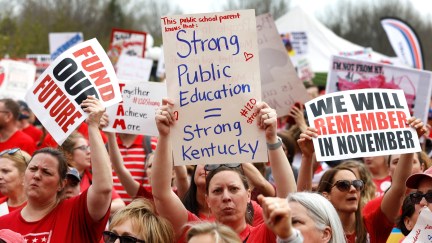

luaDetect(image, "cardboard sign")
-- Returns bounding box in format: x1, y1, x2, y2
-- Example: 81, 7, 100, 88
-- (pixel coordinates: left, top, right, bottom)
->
116, 55, 153, 82
104, 81, 166, 136
26, 54, 51, 79
256, 13, 309, 117
108, 28, 147, 66
305, 89, 421, 161
326, 56, 432, 123
25, 38, 122, 145
402, 207, 432, 243
0, 60, 36, 100
161, 10, 267, 165
49, 32, 83, 60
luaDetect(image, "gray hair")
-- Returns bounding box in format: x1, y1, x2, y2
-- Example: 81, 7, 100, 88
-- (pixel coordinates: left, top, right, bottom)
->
288, 192, 346, 243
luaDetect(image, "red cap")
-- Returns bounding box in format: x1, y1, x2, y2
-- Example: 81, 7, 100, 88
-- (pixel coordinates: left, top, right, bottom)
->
0, 229, 24, 243
406, 167, 432, 189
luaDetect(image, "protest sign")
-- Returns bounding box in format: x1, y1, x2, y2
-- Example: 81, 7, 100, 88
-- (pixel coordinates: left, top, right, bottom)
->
156, 48, 165, 79
116, 55, 153, 82
26, 54, 51, 79
0, 60, 36, 100
161, 9, 267, 165
25, 38, 122, 145
305, 89, 421, 161
49, 32, 83, 60
326, 55, 432, 122
108, 28, 147, 66
104, 81, 166, 136
256, 13, 309, 117
402, 207, 432, 243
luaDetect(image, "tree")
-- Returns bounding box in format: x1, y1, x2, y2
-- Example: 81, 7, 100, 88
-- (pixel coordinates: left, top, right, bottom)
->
223, 0, 291, 19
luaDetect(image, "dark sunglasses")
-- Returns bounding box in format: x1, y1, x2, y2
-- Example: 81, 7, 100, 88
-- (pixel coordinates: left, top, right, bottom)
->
73, 145, 90, 151
204, 163, 241, 171
331, 179, 364, 192
0, 148, 28, 164
102, 231, 145, 243
410, 191, 432, 204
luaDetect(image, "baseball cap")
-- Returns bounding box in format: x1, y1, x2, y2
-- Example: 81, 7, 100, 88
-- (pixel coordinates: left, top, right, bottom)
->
406, 166, 432, 189
0, 229, 25, 243
66, 167, 81, 182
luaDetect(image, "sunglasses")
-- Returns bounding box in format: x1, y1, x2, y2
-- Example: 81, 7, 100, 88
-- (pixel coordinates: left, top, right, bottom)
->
0, 148, 28, 164
410, 191, 432, 204
73, 145, 90, 151
331, 180, 364, 192
204, 163, 241, 171
102, 231, 145, 243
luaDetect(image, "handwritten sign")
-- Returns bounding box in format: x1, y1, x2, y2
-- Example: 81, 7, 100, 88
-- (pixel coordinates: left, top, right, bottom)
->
161, 10, 267, 165
256, 13, 309, 117
25, 38, 122, 145
402, 207, 432, 243
116, 55, 153, 82
49, 32, 83, 60
326, 56, 432, 123
108, 28, 147, 66
104, 81, 166, 136
305, 89, 421, 161
0, 60, 36, 100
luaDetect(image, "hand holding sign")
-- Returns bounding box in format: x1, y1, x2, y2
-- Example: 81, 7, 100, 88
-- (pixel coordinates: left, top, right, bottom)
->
406, 117, 427, 137
255, 102, 278, 141
297, 127, 317, 158
82, 96, 106, 127
155, 97, 176, 137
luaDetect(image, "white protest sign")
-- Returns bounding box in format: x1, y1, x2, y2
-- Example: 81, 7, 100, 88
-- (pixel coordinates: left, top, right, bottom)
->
116, 55, 153, 82
305, 89, 421, 161
256, 13, 309, 117
108, 28, 147, 66
402, 207, 432, 243
49, 32, 83, 60
25, 38, 122, 145
161, 10, 267, 165
326, 55, 432, 123
104, 81, 166, 136
0, 60, 36, 100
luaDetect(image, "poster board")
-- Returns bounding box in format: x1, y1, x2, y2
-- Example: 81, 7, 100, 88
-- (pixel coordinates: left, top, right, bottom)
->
108, 28, 147, 66
49, 32, 83, 60
161, 10, 267, 165
116, 55, 153, 82
0, 60, 36, 100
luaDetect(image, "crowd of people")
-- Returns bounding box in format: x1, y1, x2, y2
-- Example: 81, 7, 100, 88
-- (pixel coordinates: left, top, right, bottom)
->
0, 82, 431, 243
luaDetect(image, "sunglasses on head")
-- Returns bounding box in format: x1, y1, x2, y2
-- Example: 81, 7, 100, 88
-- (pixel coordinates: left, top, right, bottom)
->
0, 148, 27, 164
331, 179, 364, 192
410, 191, 432, 204
204, 163, 241, 171
103, 231, 145, 243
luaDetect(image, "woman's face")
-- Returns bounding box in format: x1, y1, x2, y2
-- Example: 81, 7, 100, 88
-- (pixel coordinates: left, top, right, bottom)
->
194, 165, 206, 188
404, 203, 423, 232
290, 201, 329, 243
110, 219, 145, 242
0, 158, 24, 196
24, 153, 62, 202
72, 137, 90, 172
206, 170, 250, 225
324, 170, 360, 214
416, 178, 432, 212
389, 153, 423, 178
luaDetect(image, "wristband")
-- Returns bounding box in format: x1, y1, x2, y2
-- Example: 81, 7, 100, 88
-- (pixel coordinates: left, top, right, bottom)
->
277, 229, 304, 243
267, 137, 282, 150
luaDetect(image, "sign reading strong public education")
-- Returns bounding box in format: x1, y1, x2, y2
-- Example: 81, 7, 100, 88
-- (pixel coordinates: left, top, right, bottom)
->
305, 89, 421, 161
161, 9, 267, 166
25, 38, 122, 145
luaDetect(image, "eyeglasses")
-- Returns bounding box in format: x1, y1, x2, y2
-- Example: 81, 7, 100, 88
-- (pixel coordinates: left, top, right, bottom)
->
331, 180, 364, 192
73, 145, 90, 151
204, 163, 241, 171
0, 148, 28, 165
103, 231, 145, 243
410, 191, 432, 204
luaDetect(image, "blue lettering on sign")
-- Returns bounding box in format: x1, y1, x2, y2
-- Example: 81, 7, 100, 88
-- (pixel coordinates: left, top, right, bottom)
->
177, 63, 231, 86
183, 121, 242, 141
181, 139, 259, 161
51, 33, 83, 60
176, 30, 240, 58
179, 84, 251, 107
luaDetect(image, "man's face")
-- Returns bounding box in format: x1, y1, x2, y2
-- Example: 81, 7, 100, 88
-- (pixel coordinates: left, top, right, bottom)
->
63, 177, 80, 199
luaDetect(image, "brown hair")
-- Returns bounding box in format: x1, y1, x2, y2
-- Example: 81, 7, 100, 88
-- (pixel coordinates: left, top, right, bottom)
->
0, 149, 31, 174
58, 131, 84, 167
0, 98, 20, 120
186, 222, 241, 243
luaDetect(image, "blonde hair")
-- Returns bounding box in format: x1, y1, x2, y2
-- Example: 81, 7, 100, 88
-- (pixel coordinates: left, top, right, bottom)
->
109, 199, 174, 243
0, 149, 31, 174
186, 222, 241, 243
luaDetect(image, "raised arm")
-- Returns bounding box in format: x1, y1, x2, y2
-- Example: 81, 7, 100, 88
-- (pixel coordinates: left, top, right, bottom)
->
151, 98, 189, 238
83, 96, 112, 221
381, 117, 426, 222
106, 132, 140, 198
242, 162, 275, 197
296, 127, 317, 191
173, 165, 190, 200
256, 102, 296, 197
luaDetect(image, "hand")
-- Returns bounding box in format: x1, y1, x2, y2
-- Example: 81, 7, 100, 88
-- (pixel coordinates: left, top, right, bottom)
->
155, 97, 175, 136
258, 194, 292, 239
99, 112, 109, 129
297, 127, 317, 157
255, 102, 278, 141
82, 96, 105, 126
288, 104, 307, 132
406, 117, 426, 137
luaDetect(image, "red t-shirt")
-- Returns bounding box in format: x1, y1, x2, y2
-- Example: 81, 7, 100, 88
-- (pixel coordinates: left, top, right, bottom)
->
0, 197, 26, 216
0, 190, 110, 243
80, 169, 121, 200
362, 195, 394, 243
22, 125, 42, 145
373, 176, 391, 197
0, 130, 36, 155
